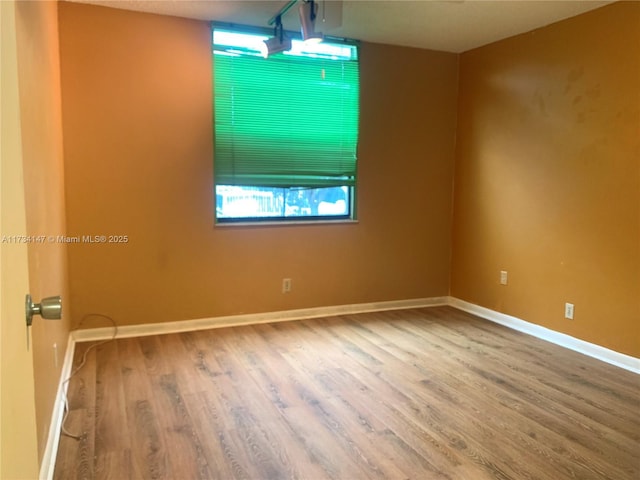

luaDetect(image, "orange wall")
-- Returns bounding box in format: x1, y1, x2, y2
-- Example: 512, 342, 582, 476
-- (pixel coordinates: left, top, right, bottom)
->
451, 2, 640, 357
58, 3, 458, 327
15, 0, 71, 462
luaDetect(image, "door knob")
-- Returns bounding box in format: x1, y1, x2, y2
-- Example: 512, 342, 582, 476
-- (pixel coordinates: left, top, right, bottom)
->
25, 294, 62, 327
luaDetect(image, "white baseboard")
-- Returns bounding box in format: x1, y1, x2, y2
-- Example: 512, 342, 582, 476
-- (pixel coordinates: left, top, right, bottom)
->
39, 334, 76, 480
70, 295, 639, 374
449, 297, 640, 374
71, 296, 450, 342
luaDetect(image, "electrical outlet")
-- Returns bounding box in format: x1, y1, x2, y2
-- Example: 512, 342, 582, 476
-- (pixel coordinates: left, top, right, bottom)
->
564, 303, 574, 320
500, 270, 508, 285
282, 278, 292, 293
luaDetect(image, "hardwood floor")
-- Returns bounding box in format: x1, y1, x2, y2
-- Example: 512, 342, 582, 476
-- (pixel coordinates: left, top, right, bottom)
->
54, 306, 640, 479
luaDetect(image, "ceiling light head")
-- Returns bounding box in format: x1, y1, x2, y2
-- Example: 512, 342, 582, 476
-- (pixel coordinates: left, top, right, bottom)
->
262, 14, 292, 58
261, 35, 292, 58
299, 0, 324, 43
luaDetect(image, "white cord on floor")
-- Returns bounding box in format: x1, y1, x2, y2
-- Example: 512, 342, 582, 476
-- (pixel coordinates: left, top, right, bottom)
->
60, 313, 118, 440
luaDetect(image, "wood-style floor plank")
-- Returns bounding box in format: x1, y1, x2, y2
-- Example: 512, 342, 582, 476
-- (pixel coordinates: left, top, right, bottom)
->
54, 306, 640, 479
118, 337, 170, 480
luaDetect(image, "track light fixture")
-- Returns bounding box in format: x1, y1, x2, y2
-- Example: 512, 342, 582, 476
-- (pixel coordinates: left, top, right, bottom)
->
261, 14, 292, 58
266, 0, 324, 52
299, 0, 324, 43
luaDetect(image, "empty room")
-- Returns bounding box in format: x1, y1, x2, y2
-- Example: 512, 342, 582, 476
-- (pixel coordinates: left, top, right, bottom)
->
1, 0, 638, 479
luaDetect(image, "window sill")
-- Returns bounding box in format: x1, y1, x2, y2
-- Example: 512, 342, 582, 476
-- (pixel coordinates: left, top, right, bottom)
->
215, 219, 359, 228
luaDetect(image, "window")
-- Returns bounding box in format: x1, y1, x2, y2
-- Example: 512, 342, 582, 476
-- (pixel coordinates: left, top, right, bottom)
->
213, 28, 359, 223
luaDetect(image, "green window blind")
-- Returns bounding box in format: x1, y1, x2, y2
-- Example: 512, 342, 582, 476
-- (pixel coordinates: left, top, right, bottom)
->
213, 29, 359, 188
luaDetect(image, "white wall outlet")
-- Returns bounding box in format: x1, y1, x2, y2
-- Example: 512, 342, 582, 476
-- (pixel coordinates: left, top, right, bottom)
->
282, 278, 292, 293
565, 303, 574, 320
500, 270, 508, 285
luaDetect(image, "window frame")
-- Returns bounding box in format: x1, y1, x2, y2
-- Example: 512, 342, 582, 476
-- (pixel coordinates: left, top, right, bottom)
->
212, 23, 360, 225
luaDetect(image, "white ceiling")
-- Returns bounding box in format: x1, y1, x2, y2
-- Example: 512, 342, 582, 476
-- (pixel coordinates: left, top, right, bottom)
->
66, 0, 613, 53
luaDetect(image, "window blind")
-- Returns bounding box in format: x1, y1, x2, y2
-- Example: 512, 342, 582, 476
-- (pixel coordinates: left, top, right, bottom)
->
213, 30, 359, 188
